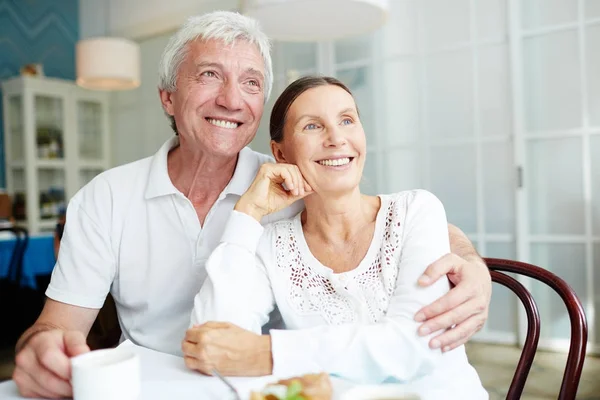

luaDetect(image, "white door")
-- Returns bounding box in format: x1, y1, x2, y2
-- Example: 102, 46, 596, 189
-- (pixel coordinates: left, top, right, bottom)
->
512, 0, 598, 352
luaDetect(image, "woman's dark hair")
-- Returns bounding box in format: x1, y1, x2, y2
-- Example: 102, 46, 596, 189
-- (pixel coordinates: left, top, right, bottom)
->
269, 76, 355, 143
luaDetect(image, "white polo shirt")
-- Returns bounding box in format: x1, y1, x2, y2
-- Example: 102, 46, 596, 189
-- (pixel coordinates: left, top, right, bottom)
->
46, 137, 302, 355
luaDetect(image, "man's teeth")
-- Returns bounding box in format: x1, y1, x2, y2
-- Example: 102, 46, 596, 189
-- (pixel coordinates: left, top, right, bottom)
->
207, 118, 238, 129
318, 158, 351, 167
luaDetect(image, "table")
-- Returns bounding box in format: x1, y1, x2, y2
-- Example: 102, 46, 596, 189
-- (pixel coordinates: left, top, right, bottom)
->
0, 341, 358, 400
0, 234, 55, 289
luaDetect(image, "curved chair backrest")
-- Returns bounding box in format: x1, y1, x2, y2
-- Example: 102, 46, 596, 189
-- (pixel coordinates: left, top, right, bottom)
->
484, 257, 588, 400
0, 226, 29, 284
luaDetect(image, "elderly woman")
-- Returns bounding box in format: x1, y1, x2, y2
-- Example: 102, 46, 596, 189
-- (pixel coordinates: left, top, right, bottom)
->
183, 76, 488, 399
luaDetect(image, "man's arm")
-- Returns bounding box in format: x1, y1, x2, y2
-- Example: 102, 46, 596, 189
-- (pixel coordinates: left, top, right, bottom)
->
414, 223, 492, 352
448, 224, 486, 267
13, 299, 99, 399
16, 299, 98, 352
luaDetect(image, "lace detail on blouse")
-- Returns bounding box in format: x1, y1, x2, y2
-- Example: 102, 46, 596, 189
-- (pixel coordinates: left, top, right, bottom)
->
274, 196, 403, 325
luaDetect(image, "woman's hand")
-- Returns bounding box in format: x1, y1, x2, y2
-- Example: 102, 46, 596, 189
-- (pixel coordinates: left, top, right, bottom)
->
182, 322, 273, 376
235, 163, 313, 221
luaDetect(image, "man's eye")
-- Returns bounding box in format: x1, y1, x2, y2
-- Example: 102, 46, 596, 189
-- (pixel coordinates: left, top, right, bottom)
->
304, 123, 318, 130
201, 71, 216, 77
341, 118, 353, 125
248, 80, 259, 86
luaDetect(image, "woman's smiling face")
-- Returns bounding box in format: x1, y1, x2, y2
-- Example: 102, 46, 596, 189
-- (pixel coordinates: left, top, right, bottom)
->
272, 84, 366, 196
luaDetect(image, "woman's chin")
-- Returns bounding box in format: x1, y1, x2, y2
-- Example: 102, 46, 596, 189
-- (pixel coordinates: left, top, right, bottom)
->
312, 182, 361, 197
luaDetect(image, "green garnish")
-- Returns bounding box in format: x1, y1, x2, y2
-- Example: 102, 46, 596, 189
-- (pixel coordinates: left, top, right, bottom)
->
283, 380, 304, 400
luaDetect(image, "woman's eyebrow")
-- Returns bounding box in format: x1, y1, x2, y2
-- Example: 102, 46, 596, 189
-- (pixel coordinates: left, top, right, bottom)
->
338, 107, 356, 115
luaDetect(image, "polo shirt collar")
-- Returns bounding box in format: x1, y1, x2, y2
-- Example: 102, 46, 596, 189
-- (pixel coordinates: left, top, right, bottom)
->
145, 137, 258, 199
145, 137, 180, 199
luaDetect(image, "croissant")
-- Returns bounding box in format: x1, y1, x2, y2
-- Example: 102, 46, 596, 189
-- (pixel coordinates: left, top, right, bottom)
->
250, 372, 332, 400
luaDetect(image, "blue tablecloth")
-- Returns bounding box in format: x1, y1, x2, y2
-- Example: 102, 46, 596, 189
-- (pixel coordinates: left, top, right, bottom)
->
0, 234, 56, 289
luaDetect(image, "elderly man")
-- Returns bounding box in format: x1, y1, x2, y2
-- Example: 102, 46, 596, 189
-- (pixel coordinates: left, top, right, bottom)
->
12, 11, 491, 398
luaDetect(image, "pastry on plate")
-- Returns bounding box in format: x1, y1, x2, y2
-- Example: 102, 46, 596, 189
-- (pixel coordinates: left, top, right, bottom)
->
250, 372, 332, 400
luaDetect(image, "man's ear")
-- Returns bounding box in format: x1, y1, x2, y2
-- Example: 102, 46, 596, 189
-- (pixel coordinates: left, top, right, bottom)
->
270, 140, 288, 163
159, 88, 175, 116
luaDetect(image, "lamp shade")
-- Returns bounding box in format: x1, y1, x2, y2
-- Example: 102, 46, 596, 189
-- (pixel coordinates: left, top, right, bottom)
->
243, 0, 389, 41
76, 37, 141, 90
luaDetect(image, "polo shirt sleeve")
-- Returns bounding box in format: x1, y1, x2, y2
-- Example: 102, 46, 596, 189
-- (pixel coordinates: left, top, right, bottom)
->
45, 182, 116, 309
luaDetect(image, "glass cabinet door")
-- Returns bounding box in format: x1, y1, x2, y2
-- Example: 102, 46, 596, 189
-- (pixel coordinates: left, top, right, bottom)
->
79, 168, 103, 188
11, 168, 26, 222
37, 169, 65, 220
35, 95, 64, 160
8, 96, 24, 163
77, 100, 104, 160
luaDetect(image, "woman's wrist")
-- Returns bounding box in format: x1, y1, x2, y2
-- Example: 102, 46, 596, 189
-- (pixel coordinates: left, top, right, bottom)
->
234, 199, 265, 222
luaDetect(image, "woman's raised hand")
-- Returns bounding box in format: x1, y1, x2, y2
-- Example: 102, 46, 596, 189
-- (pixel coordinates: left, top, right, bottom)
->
234, 163, 313, 221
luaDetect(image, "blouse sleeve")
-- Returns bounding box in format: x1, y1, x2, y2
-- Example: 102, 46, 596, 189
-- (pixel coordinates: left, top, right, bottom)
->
190, 211, 276, 334
268, 190, 452, 383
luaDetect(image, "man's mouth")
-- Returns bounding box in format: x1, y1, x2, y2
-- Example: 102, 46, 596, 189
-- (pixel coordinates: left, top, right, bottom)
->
206, 118, 240, 129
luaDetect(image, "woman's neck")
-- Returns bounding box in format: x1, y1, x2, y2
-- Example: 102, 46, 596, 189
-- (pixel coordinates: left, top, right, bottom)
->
301, 189, 380, 245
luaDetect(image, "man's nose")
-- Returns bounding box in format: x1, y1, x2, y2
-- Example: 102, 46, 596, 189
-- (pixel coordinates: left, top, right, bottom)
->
216, 81, 243, 111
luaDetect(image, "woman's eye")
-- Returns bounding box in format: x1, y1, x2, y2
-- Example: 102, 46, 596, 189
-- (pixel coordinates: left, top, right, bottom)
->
304, 123, 318, 130
341, 118, 353, 125
248, 80, 259, 86
201, 71, 216, 78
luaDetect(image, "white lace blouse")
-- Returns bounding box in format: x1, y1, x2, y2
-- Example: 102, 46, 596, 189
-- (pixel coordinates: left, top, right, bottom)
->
191, 190, 487, 399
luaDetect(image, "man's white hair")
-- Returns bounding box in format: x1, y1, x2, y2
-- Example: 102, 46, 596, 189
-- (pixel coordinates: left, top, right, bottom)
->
158, 10, 273, 103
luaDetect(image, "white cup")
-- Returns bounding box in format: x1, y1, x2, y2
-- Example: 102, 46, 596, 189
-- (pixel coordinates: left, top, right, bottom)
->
71, 348, 141, 400
341, 384, 421, 400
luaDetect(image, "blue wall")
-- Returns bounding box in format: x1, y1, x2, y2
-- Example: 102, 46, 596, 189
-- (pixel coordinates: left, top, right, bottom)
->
0, 0, 79, 187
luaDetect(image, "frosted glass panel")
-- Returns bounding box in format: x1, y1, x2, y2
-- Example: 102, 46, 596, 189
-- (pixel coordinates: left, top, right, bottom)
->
586, 25, 600, 127
38, 169, 65, 220
78, 101, 103, 159
530, 244, 587, 340
485, 242, 518, 336
429, 144, 477, 232
425, 50, 473, 139
486, 241, 516, 259
478, 44, 511, 137
334, 33, 374, 64
523, 30, 581, 132
476, 0, 507, 39
591, 136, 600, 235
521, 0, 577, 29
420, 0, 470, 50
594, 244, 600, 345
8, 96, 23, 162
337, 67, 376, 145
586, 0, 600, 19
273, 42, 317, 76
527, 138, 585, 235
386, 147, 421, 193
482, 141, 514, 234
383, 0, 417, 56
361, 151, 378, 195
35, 96, 64, 159
384, 60, 419, 146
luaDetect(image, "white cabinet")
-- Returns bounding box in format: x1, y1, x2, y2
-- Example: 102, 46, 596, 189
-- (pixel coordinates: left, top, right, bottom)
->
1, 76, 110, 233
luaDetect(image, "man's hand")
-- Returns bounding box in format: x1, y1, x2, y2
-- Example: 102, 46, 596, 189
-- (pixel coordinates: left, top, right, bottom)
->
414, 253, 491, 352
182, 322, 272, 376
13, 330, 90, 399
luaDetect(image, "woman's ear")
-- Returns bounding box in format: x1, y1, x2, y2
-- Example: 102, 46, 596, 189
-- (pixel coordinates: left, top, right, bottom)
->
271, 140, 288, 163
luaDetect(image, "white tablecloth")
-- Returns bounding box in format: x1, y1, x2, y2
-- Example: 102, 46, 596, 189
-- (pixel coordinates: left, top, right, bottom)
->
0, 341, 357, 399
